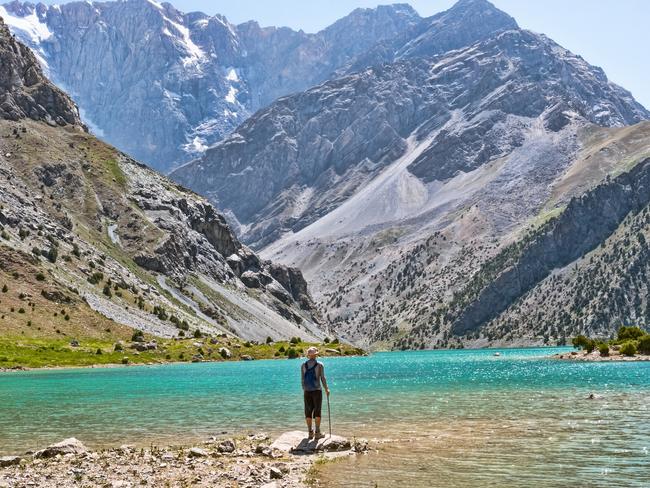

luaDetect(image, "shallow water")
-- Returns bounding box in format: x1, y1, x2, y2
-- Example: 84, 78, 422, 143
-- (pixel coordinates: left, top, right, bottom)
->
1, 348, 649, 486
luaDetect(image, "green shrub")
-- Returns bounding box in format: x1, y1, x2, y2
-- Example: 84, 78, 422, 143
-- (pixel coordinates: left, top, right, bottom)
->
290, 337, 301, 345
193, 329, 202, 338
1, 284, 7, 293
598, 343, 610, 357
637, 335, 650, 354
331, 338, 339, 345
35, 272, 46, 281
121, 357, 129, 365
572, 335, 589, 349
620, 342, 637, 356
286, 347, 299, 359
617, 326, 646, 341
131, 330, 144, 342
46, 247, 58, 263
103, 284, 112, 297
96, 348, 102, 355
244, 341, 252, 347
324, 337, 330, 344
278, 345, 286, 353
266, 336, 273, 344
572, 335, 596, 352
114, 343, 123, 352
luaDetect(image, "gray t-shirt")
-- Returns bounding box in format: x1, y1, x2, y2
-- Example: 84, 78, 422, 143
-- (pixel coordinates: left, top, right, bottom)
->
301, 359, 326, 392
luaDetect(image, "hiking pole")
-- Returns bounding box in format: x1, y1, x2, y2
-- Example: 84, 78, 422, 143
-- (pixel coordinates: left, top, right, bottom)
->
327, 392, 332, 438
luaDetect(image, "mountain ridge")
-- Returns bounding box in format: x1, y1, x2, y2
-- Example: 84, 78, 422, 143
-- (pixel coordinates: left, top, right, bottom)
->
0, 15, 326, 345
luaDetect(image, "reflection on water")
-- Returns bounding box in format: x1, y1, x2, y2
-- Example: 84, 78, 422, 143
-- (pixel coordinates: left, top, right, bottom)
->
1, 348, 649, 486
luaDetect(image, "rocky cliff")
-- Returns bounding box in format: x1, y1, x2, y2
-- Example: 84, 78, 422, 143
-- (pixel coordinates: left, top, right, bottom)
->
0, 17, 80, 125
0, 18, 324, 343
0, 0, 420, 171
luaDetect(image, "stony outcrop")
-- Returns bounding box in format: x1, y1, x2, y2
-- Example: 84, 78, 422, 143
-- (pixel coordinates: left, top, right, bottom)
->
34, 438, 88, 458
0, 17, 81, 126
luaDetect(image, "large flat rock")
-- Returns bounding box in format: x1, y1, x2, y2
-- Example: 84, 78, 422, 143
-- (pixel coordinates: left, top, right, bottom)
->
270, 431, 351, 454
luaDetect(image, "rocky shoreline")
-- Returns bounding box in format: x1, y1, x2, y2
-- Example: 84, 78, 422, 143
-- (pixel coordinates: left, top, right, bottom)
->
552, 349, 650, 362
0, 432, 369, 488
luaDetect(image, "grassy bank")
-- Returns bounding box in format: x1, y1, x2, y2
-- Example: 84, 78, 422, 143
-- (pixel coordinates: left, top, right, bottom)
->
0, 335, 365, 370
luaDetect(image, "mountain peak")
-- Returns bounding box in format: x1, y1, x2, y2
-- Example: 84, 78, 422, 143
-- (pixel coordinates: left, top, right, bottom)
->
396, 0, 517, 59
0, 17, 82, 126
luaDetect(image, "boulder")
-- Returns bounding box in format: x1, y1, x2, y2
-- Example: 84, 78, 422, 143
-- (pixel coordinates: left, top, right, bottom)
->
188, 447, 208, 458
269, 467, 283, 480
219, 347, 232, 359
270, 431, 351, 454
241, 355, 254, 361
35, 438, 88, 458
217, 439, 236, 453
0, 456, 21, 467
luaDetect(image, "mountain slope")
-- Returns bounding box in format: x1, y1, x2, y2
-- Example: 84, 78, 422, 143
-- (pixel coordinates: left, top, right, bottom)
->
172, 28, 649, 247
0, 16, 325, 344
171, 2, 650, 349
0, 0, 421, 171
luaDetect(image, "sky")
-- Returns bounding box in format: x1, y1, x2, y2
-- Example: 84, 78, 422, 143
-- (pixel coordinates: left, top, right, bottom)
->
37, 0, 650, 109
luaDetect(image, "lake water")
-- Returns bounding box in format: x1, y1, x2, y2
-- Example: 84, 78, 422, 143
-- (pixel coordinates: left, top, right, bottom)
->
1, 348, 649, 486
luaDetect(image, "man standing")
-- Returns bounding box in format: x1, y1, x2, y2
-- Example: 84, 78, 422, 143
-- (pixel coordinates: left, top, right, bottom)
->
301, 346, 330, 439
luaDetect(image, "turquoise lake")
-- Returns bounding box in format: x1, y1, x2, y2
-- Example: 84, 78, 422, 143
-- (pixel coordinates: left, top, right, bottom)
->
1, 347, 649, 486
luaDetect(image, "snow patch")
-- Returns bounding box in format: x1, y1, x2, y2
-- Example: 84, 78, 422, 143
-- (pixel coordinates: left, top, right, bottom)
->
162, 16, 205, 67
225, 86, 238, 104
0, 6, 53, 44
225, 68, 239, 82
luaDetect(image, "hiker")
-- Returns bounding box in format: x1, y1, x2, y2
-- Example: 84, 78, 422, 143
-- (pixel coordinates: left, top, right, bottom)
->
302, 346, 330, 439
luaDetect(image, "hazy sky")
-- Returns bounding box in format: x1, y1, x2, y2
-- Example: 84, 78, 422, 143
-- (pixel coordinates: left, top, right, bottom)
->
37, 0, 649, 109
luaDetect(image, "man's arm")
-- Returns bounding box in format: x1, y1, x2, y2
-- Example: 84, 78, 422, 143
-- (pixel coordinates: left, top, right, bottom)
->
301, 363, 305, 390
320, 364, 330, 395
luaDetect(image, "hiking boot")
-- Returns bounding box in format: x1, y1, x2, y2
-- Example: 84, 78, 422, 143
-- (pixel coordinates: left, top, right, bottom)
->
308, 430, 314, 439
314, 430, 324, 440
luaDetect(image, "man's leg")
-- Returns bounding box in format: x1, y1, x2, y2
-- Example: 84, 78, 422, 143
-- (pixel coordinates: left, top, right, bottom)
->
314, 390, 324, 438
305, 391, 314, 438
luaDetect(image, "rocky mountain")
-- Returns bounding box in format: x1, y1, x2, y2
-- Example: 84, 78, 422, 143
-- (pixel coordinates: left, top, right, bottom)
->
0, 16, 325, 344
172, 0, 650, 348
0, 0, 421, 171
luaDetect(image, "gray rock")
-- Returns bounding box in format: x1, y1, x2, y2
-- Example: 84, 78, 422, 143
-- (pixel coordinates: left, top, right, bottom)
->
269, 467, 283, 480
270, 431, 351, 454
35, 438, 88, 458
0, 456, 21, 467
217, 439, 236, 453
188, 447, 208, 458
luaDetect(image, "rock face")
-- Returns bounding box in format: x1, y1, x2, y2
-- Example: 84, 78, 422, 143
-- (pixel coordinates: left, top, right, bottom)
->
172, 27, 648, 248
0, 16, 81, 126
0, 0, 420, 171
172, 1, 650, 349
0, 27, 325, 343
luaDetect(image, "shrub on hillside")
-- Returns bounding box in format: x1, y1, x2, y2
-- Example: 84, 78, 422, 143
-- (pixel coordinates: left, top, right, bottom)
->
617, 326, 646, 341
620, 342, 637, 356
286, 347, 299, 359
131, 330, 144, 342
637, 335, 650, 354
598, 343, 610, 357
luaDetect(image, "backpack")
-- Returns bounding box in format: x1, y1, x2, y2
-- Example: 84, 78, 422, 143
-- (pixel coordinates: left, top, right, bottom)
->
303, 361, 319, 390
